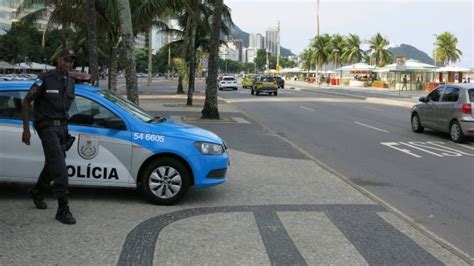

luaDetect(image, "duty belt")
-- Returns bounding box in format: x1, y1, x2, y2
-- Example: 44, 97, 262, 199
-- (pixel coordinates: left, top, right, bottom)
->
36, 119, 68, 129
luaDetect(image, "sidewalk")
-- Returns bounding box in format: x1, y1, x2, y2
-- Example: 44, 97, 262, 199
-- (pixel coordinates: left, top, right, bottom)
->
286, 80, 426, 108
0, 84, 470, 265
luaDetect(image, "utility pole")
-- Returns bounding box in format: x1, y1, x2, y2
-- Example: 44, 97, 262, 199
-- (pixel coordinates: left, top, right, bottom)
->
147, 26, 153, 86
276, 21, 280, 73
266, 48, 269, 73
316, 0, 320, 36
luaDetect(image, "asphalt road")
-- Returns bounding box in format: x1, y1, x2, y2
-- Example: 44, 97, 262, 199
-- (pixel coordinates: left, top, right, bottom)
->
219, 86, 474, 257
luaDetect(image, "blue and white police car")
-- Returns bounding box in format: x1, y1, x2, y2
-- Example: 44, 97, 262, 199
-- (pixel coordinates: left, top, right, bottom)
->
0, 82, 229, 205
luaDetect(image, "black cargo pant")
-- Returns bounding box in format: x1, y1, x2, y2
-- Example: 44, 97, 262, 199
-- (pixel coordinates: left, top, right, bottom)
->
33, 125, 69, 198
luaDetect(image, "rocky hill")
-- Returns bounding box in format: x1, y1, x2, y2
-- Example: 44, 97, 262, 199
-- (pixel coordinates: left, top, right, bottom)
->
389, 44, 433, 64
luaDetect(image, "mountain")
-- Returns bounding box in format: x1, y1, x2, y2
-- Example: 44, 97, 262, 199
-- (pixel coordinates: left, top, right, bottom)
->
389, 44, 433, 65
229, 24, 295, 57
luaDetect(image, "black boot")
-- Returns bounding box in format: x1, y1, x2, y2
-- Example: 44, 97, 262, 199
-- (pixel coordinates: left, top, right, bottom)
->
27, 187, 47, 209
55, 197, 76, 225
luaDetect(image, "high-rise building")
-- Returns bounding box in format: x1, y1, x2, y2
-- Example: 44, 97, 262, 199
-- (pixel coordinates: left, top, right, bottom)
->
151, 18, 180, 54
245, 48, 257, 64
249, 33, 256, 48
265, 27, 278, 56
256, 33, 264, 50
0, 0, 47, 35
219, 42, 239, 61
228, 39, 243, 62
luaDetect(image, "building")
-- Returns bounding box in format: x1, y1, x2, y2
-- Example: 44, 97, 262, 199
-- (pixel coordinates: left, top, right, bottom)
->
134, 33, 147, 49
0, 0, 47, 35
249, 33, 256, 48
227, 39, 243, 62
245, 48, 257, 64
219, 42, 239, 61
265, 27, 278, 55
151, 18, 180, 54
256, 33, 264, 50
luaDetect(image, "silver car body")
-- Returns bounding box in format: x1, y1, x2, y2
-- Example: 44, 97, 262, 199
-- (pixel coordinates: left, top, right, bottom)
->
411, 84, 474, 137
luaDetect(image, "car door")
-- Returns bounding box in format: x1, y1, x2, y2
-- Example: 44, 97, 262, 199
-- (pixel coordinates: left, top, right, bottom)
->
438, 86, 460, 132
66, 94, 134, 186
0, 90, 44, 182
421, 86, 445, 128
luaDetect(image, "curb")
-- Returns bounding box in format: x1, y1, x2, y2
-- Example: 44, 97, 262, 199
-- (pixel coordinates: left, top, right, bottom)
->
221, 96, 472, 264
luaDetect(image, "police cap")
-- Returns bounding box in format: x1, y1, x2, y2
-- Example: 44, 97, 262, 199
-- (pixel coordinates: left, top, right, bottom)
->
58, 48, 76, 60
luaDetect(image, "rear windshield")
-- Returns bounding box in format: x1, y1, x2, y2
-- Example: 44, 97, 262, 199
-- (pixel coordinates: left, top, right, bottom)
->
261, 77, 275, 82
223, 77, 235, 81
469, 89, 474, 102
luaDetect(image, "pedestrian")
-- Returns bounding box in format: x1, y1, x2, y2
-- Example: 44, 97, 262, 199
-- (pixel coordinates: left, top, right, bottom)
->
21, 48, 77, 225
402, 74, 408, 91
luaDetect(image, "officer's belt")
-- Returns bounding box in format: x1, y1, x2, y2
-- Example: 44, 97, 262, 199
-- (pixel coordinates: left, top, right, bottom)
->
36, 119, 68, 129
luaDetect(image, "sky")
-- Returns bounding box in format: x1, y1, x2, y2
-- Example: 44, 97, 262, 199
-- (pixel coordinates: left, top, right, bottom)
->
225, 0, 473, 67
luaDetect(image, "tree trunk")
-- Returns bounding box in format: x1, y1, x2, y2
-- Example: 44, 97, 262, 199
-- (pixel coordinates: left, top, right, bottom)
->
117, 0, 139, 104
178, 10, 193, 95
85, 0, 99, 86
177, 75, 184, 93
201, 0, 223, 119
147, 26, 153, 86
108, 46, 118, 91
186, 1, 199, 106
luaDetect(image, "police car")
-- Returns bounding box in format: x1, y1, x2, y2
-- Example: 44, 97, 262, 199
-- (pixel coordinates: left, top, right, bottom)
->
0, 82, 229, 205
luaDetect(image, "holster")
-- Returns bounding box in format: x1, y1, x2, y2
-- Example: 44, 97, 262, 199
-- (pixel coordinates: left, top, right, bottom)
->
64, 134, 76, 152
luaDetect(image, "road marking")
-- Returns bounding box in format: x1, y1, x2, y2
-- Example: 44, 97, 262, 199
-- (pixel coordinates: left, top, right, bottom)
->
231, 117, 251, 124
271, 98, 282, 102
381, 141, 474, 158
381, 142, 422, 158
354, 122, 389, 133
299, 106, 315, 112
364, 107, 385, 112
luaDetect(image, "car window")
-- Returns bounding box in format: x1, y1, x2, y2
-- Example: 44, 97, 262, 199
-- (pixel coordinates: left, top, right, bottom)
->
261, 77, 275, 82
469, 89, 474, 102
223, 77, 235, 81
441, 87, 459, 102
427, 87, 444, 102
68, 95, 125, 130
98, 90, 154, 122
0, 91, 30, 120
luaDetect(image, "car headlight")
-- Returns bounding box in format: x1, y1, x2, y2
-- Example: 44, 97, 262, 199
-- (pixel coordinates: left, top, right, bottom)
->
194, 142, 225, 155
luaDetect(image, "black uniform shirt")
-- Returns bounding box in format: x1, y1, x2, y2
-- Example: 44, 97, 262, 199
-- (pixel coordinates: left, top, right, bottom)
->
25, 69, 75, 123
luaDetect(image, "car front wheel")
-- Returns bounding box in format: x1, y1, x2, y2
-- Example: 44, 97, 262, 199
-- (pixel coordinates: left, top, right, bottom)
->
450, 121, 465, 143
141, 157, 191, 205
411, 113, 424, 133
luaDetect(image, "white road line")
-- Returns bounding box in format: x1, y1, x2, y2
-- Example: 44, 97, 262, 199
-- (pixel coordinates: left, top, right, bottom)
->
354, 122, 389, 133
299, 106, 315, 112
271, 98, 282, 101
364, 106, 385, 112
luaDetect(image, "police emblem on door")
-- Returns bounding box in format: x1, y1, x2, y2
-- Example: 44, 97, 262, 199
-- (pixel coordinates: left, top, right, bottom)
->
78, 134, 100, 160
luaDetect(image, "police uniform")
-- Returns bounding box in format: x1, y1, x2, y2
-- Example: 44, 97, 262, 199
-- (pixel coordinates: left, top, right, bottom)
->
24, 48, 77, 224
26, 69, 75, 198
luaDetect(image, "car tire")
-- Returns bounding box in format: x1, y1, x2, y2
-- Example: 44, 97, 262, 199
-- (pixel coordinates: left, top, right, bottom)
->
411, 113, 424, 133
140, 157, 191, 205
251, 89, 254, 95
256, 90, 259, 96
450, 120, 465, 143
274, 91, 278, 96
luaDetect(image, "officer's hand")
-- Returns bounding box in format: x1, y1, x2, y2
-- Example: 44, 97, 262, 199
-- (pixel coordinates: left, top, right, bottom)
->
22, 130, 31, 145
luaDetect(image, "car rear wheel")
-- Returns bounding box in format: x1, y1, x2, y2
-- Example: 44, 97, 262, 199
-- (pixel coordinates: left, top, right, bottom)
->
411, 113, 424, 133
450, 121, 465, 143
141, 157, 191, 205
274, 91, 278, 96
256, 90, 259, 96
251, 89, 254, 95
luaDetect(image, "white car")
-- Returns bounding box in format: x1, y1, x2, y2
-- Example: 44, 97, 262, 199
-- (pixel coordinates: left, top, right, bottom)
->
218, 76, 238, 91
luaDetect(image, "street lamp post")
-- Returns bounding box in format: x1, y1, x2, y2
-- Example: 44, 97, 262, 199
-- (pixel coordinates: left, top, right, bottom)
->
334, 49, 339, 86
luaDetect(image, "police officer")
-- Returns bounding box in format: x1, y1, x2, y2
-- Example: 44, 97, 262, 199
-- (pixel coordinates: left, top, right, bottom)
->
21, 48, 76, 225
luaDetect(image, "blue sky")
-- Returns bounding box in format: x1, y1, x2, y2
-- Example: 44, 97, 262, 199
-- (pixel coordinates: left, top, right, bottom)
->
225, 0, 473, 67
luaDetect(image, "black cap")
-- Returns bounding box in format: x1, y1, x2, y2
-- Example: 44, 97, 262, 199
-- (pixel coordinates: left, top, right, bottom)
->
58, 48, 76, 59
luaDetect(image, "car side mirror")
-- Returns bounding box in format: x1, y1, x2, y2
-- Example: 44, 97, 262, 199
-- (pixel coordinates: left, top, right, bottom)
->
419, 96, 428, 103
104, 117, 126, 131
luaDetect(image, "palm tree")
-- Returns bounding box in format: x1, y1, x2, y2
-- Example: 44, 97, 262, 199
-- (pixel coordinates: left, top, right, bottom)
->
85, 0, 99, 86
201, 0, 223, 119
117, 0, 138, 104
328, 34, 345, 67
368, 33, 393, 67
434, 32, 462, 66
341, 33, 363, 64
300, 48, 314, 72
310, 33, 331, 76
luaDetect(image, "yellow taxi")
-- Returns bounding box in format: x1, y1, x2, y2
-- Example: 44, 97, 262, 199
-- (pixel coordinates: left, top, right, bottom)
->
242, 74, 257, 89
251, 76, 278, 96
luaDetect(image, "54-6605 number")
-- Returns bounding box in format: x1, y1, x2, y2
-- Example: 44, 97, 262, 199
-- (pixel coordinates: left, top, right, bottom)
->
133, 133, 165, 143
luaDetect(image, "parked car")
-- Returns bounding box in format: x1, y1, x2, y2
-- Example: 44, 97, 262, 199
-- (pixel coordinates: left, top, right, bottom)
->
274, 76, 285, 89
411, 84, 473, 143
218, 76, 238, 90
0, 82, 229, 205
251, 76, 278, 96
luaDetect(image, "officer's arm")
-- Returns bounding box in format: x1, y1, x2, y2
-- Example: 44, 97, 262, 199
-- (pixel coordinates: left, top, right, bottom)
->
21, 78, 44, 145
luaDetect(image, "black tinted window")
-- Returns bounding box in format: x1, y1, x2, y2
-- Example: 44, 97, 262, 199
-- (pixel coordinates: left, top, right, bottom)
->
0, 91, 24, 120
428, 87, 444, 102
261, 77, 275, 82
223, 77, 235, 81
69, 96, 125, 130
442, 87, 459, 102
469, 89, 474, 102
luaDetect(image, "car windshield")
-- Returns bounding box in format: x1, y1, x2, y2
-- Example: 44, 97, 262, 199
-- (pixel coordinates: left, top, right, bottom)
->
261, 77, 275, 82
469, 89, 474, 102
98, 90, 156, 122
